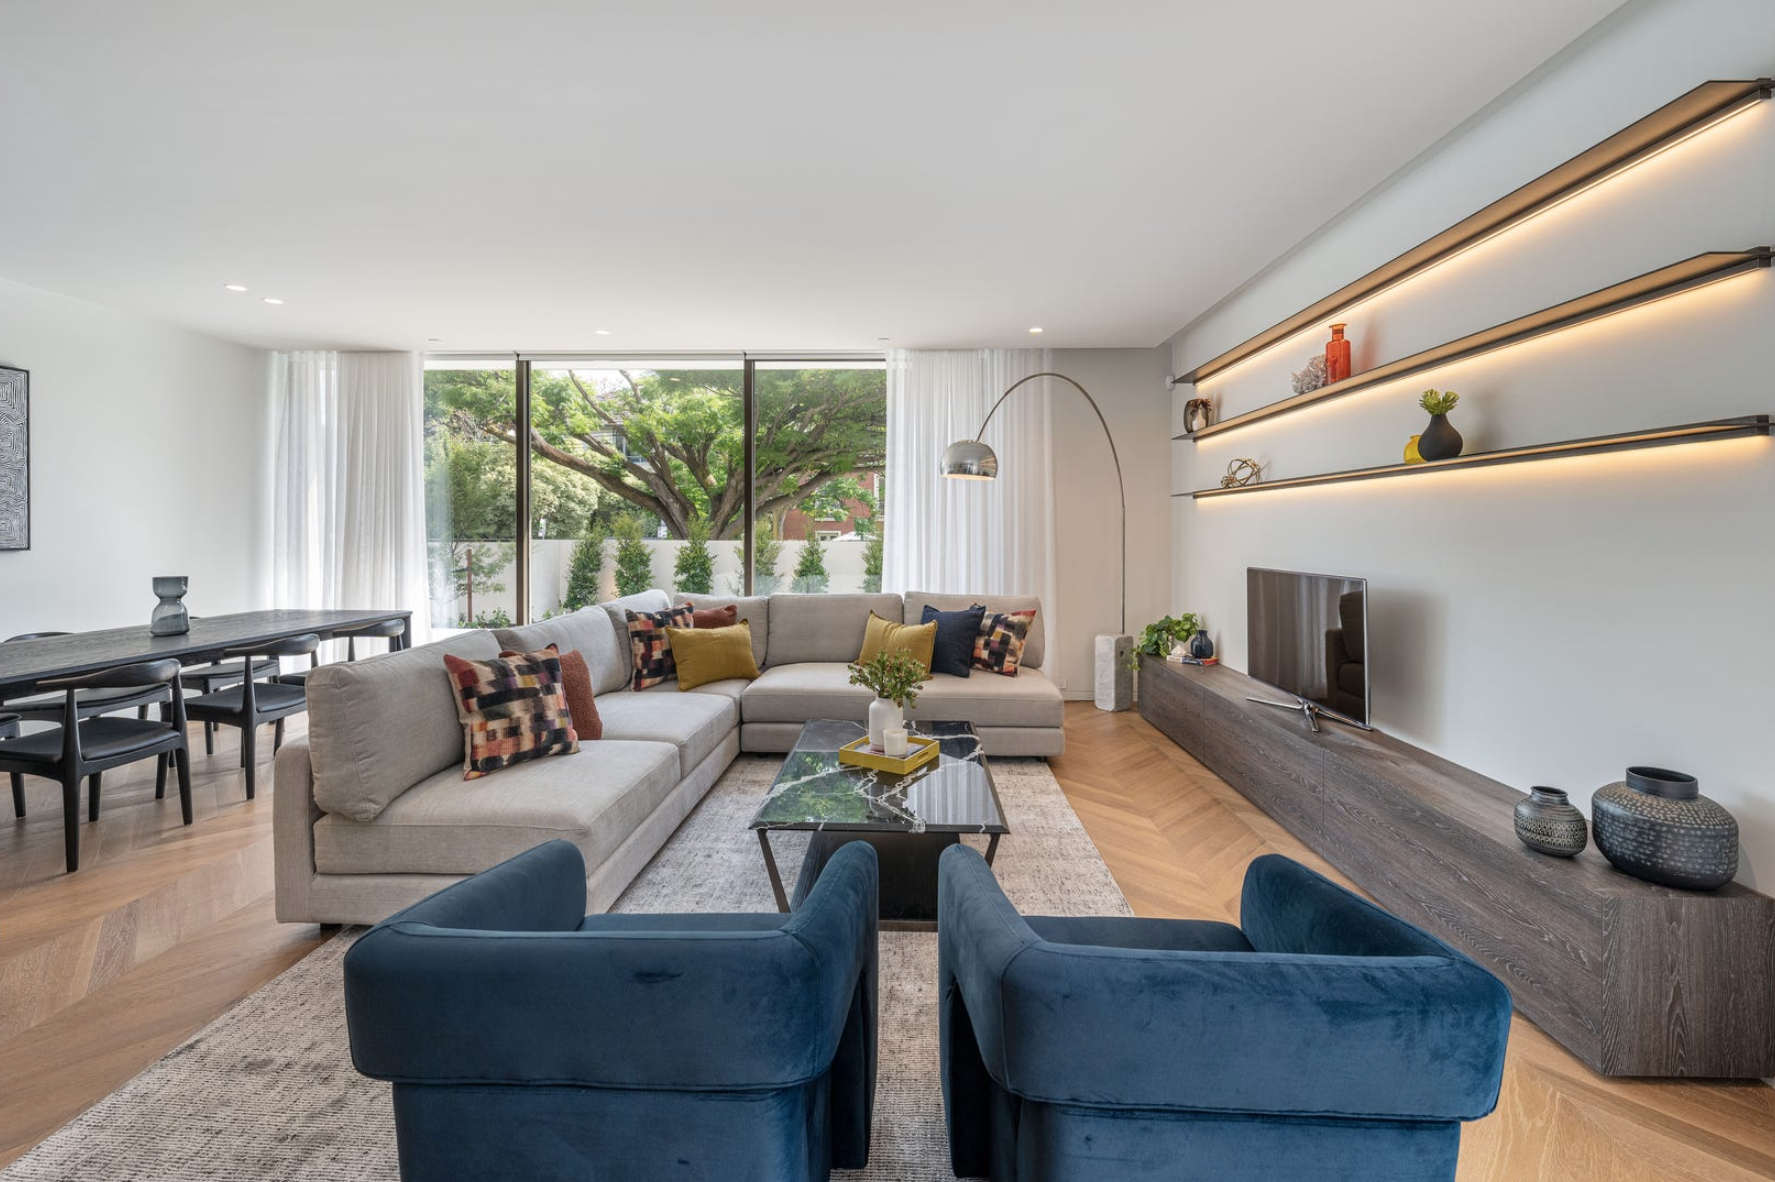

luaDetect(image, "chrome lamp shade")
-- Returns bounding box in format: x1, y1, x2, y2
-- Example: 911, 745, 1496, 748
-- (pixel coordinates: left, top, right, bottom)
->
941, 439, 999, 480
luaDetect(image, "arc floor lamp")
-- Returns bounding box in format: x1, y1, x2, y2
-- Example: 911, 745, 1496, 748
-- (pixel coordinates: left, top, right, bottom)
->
941, 371, 1133, 711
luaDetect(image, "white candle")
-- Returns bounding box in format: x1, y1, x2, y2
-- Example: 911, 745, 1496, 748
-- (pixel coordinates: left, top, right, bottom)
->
884, 727, 909, 757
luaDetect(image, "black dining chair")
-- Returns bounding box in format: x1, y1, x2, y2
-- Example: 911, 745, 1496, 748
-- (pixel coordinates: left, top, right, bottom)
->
0, 661, 192, 873
1, 713, 20, 820
185, 634, 319, 799
275, 616, 405, 691
179, 656, 281, 756
333, 616, 408, 661
1, 633, 172, 725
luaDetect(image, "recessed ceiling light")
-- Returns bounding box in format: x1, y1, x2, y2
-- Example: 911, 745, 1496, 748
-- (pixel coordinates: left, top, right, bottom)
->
877, 336, 890, 342
594, 329, 612, 336
222, 283, 249, 293
261, 297, 284, 305
426, 337, 442, 343
1028, 326, 1044, 334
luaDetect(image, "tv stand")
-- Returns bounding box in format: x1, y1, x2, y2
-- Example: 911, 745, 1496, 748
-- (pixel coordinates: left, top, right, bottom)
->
1140, 654, 1775, 1079
1244, 694, 1366, 734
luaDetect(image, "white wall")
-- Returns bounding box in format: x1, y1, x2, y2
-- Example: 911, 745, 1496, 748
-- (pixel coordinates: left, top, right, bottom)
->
0, 277, 270, 633
1050, 348, 1175, 697
1169, 0, 1775, 889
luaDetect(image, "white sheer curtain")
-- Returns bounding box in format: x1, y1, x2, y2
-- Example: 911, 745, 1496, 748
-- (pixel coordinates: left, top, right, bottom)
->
272, 351, 431, 643
883, 348, 1058, 647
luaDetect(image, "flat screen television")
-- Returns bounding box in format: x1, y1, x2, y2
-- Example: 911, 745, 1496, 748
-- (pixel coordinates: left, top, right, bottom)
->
1246, 567, 1370, 731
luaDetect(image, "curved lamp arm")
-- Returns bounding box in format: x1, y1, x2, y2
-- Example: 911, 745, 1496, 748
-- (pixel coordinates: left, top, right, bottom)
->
955, 371, 1126, 637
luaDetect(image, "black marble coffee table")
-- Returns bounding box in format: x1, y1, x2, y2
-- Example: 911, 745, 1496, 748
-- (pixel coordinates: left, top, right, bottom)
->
748, 719, 1008, 925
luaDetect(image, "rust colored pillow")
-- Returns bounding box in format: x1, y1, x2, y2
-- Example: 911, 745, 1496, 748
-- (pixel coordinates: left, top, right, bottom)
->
501, 644, 602, 741
687, 602, 739, 629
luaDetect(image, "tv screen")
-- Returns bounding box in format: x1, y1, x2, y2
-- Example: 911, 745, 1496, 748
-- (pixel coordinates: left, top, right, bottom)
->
1246, 567, 1370, 728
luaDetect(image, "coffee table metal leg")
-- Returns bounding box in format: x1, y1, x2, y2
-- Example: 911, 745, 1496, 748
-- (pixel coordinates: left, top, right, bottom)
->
984, 833, 1001, 865
757, 830, 790, 913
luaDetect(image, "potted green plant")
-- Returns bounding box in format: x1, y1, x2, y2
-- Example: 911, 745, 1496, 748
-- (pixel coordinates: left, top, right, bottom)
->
1129, 613, 1201, 669
848, 650, 926, 748
1417, 389, 1463, 461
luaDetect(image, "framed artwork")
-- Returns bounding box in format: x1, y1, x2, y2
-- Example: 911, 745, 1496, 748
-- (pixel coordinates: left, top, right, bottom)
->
0, 365, 27, 551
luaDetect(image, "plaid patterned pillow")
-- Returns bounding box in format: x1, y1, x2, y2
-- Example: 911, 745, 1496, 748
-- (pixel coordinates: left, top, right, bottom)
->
973, 608, 1037, 677
625, 605, 695, 690
441, 651, 579, 780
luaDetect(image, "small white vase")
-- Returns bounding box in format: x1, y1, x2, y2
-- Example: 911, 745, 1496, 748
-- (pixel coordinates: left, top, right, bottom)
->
868, 696, 902, 749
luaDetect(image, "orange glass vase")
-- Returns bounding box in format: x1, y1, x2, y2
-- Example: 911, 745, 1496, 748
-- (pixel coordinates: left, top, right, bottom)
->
1324, 323, 1352, 383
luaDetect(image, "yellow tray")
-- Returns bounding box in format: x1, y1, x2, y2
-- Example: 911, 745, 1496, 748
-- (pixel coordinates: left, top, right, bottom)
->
837, 734, 941, 775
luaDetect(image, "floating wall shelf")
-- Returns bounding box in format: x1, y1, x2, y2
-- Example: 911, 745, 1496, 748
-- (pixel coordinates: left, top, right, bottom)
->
1169, 78, 1772, 389
1177, 248, 1772, 442
1183, 415, 1770, 499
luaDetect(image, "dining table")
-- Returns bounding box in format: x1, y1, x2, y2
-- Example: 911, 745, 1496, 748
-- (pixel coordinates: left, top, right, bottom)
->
0, 609, 413, 694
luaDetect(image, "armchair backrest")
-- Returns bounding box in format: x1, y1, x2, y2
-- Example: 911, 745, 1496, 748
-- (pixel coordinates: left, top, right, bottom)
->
938, 845, 1511, 1124
345, 839, 878, 1094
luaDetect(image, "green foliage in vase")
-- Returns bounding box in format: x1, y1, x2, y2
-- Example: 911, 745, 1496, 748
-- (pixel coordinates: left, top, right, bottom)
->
847, 650, 926, 708
673, 518, 715, 595
612, 514, 656, 597
1129, 613, 1202, 669
1419, 389, 1460, 416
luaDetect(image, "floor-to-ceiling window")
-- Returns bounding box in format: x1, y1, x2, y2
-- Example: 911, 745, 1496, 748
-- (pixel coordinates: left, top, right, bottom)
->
422, 359, 519, 628
424, 354, 884, 625
751, 360, 886, 596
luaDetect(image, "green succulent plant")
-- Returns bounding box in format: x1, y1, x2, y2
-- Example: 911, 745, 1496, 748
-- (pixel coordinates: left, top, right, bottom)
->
1420, 389, 1460, 416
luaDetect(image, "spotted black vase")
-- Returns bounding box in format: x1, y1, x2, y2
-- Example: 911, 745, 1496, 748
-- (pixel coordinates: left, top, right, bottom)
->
1513, 786, 1588, 857
1591, 766, 1738, 890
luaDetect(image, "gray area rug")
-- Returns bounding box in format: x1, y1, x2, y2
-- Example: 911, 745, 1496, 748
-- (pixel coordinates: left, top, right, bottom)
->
2, 755, 1129, 1180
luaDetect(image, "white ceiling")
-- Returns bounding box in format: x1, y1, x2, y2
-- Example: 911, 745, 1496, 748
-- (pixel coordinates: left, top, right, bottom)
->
0, 1, 1628, 353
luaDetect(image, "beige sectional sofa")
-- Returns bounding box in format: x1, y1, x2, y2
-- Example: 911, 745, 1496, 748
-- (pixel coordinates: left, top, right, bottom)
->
274, 589, 1063, 925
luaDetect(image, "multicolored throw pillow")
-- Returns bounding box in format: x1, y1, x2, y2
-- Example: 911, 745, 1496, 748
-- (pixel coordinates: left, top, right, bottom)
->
973, 608, 1037, 677
625, 605, 695, 690
441, 651, 579, 780
499, 644, 602, 741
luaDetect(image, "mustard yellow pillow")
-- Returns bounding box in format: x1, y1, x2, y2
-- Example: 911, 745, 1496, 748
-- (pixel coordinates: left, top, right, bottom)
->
856, 611, 936, 675
663, 622, 761, 690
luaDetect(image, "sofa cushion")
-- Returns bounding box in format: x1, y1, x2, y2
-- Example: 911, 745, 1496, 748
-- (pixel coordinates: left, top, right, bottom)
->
441, 651, 580, 780
904, 591, 1045, 670
741, 662, 876, 724
312, 739, 680, 877
664, 622, 760, 691
639, 678, 750, 704
500, 645, 602, 742
308, 630, 502, 823
624, 605, 695, 690
495, 607, 630, 697
594, 687, 740, 778
974, 608, 1037, 677
908, 666, 1064, 729
920, 603, 985, 678
766, 593, 904, 666
673, 594, 770, 668
857, 611, 937, 672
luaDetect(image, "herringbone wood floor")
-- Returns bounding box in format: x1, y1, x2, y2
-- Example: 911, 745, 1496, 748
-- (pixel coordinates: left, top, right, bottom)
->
0, 703, 1769, 1177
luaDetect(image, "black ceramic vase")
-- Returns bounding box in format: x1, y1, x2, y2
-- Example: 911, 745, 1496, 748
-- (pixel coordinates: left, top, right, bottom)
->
1417, 413, 1463, 461
1513, 786, 1588, 857
1189, 631, 1215, 660
1591, 766, 1738, 890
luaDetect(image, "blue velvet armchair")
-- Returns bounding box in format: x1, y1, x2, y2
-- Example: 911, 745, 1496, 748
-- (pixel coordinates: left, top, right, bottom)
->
938, 846, 1511, 1182
344, 838, 879, 1182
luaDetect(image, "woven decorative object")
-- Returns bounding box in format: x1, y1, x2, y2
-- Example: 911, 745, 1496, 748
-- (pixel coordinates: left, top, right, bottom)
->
1220, 458, 1262, 488
1592, 766, 1738, 890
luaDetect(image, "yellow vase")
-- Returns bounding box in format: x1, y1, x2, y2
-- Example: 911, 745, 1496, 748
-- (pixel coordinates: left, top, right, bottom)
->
1404, 434, 1424, 465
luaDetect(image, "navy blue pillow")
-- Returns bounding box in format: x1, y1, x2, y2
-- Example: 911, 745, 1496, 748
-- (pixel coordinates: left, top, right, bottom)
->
921, 603, 987, 678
